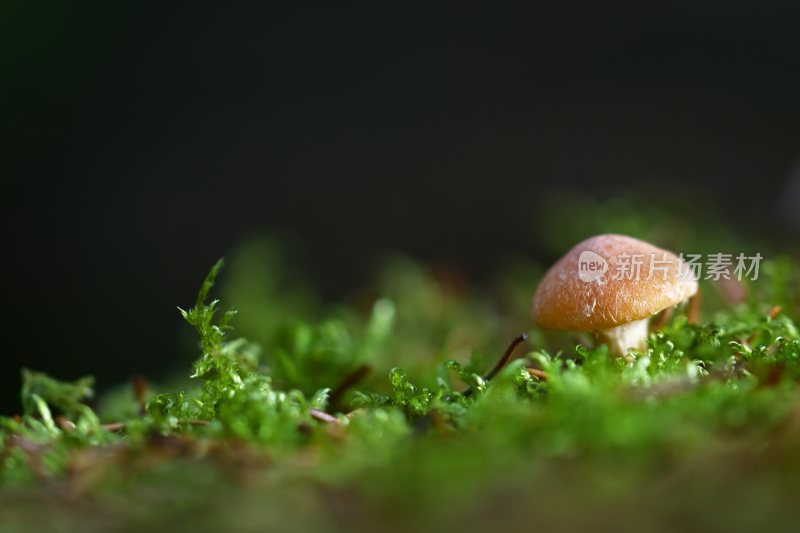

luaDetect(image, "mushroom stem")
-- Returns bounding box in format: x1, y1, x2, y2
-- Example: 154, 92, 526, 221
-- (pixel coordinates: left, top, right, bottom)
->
599, 318, 650, 356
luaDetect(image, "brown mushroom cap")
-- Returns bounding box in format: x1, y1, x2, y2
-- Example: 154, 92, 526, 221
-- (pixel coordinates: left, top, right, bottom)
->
532, 234, 698, 331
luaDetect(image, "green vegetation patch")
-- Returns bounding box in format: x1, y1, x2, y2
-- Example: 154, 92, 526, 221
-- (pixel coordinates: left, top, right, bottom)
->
2, 223, 800, 531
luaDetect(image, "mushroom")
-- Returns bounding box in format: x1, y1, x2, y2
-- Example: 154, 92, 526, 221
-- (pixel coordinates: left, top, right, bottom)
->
531, 234, 698, 356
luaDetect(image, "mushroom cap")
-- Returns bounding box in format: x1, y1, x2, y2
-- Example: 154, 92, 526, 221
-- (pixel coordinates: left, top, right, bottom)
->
532, 234, 698, 331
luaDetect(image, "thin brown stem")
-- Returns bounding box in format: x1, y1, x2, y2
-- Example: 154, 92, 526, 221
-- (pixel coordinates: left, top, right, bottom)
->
687, 288, 701, 325
527, 368, 549, 380
462, 333, 528, 397
56, 416, 76, 432
309, 408, 340, 424
133, 375, 149, 415
328, 364, 371, 412
650, 307, 673, 330
484, 333, 528, 382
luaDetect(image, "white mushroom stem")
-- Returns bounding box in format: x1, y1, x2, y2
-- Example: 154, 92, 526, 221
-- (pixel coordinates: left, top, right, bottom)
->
598, 318, 650, 356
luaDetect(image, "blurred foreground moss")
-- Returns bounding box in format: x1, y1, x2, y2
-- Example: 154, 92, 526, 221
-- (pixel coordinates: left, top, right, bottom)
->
3, 194, 800, 532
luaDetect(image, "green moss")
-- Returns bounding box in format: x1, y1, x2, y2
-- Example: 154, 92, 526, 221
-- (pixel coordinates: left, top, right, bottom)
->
2, 214, 800, 531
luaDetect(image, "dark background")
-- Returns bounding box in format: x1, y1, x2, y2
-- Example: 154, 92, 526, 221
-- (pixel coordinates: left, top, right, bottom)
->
3, 3, 799, 413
